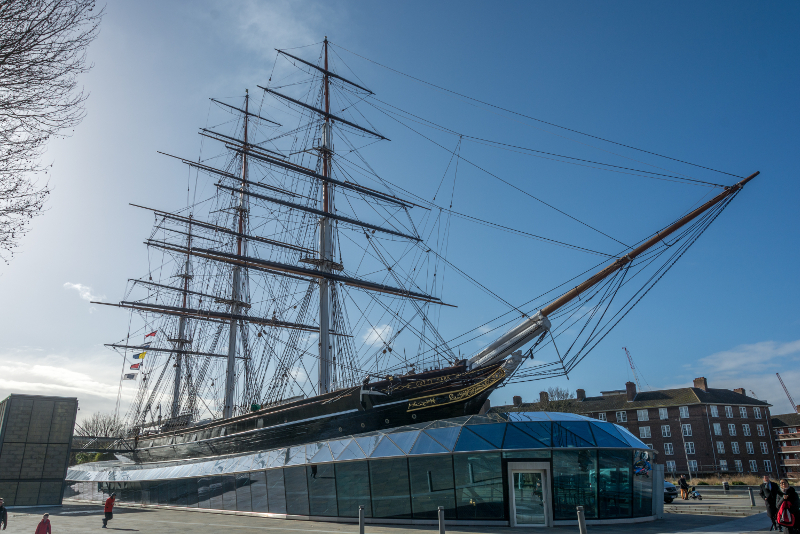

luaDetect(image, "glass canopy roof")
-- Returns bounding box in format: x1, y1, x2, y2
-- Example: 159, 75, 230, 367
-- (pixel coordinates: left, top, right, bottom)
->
67, 411, 649, 483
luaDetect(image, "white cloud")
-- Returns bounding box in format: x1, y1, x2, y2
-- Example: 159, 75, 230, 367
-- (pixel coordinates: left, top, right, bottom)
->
362, 324, 392, 346
698, 340, 800, 375
64, 282, 104, 302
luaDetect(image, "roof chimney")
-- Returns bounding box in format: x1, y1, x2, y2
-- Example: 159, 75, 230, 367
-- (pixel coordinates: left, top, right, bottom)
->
539, 391, 549, 404
733, 388, 745, 395
625, 381, 637, 402
513, 395, 522, 407
576, 389, 586, 401
693, 377, 708, 391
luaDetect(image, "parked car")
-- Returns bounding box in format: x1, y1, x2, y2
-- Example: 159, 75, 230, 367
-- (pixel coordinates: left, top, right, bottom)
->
664, 480, 678, 503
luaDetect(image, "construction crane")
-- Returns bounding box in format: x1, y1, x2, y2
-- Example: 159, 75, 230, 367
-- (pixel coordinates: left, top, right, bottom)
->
777, 373, 797, 412
622, 347, 642, 391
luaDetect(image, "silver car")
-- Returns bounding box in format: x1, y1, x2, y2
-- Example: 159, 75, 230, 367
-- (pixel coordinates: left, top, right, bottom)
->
664, 480, 678, 503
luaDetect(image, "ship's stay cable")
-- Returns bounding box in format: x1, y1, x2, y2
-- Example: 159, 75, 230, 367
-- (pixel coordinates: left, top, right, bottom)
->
331, 42, 742, 180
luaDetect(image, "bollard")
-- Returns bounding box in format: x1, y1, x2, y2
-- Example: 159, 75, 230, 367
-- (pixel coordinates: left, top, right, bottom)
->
576, 505, 588, 534
438, 506, 445, 534
748, 487, 756, 506
359, 505, 365, 534
722, 481, 729, 493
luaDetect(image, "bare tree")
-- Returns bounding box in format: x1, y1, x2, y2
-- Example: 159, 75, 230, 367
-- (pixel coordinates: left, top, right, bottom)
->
0, 0, 103, 261
76, 411, 125, 437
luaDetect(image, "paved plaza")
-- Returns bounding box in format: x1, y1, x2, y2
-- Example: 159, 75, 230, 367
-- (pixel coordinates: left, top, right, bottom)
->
2, 500, 775, 534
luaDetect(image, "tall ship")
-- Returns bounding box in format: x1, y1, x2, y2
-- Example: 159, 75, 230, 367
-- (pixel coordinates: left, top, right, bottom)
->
98, 39, 758, 463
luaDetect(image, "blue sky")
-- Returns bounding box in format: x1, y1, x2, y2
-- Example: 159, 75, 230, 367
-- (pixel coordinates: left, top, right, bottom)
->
0, 1, 797, 418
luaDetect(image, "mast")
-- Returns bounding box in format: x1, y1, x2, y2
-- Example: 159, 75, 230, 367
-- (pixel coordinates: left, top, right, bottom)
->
318, 37, 333, 394
171, 217, 192, 419
223, 90, 249, 419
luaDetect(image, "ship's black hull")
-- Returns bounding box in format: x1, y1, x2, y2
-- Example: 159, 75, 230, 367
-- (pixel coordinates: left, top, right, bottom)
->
124, 362, 506, 464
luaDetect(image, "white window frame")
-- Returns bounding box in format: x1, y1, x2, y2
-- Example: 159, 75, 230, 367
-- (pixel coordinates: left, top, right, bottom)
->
757, 424, 765, 437
661, 425, 671, 437
760, 442, 768, 454
739, 406, 748, 418
659, 408, 668, 420
685, 441, 695, 454
725, 406, 734, 418
764, 460, 772, 472
637, 409, 649, 421
710, 405, 719, 417
616, 411, 627, 423
664, 443, 674, 455
743, 424, 751, 436
713, 423, 722, 436
597, 412, 607, 422
732, 442, 740, 454
719, 459, 728, 471
682, 424, 692, 437
666, 460, 676, 472
754, 407, 761, 419
728, 424, 737, 436
639, 426, 651, 439
749, 459, 758, 472
679, 406, 690, 418
716, 441, 725, 454
746, 442, 754, 454
734, 459, 743, 472
688, 459, 698, 472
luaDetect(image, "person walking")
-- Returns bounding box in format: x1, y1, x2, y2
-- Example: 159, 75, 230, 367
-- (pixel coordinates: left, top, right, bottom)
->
778, 479, 800, 534
761, 475, 784, 531
0, 497, 7, 530
679, 475, 690, 500
102, 492, 116, 528
34, 513, 51, 534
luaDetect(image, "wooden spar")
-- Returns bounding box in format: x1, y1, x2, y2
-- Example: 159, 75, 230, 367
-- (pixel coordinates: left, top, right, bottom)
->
210, 98, 281, 126
539, 171, 759, 318
199, 129, 286, 159
214, 183, 420, 240
276, 49, 374, 94
128, 278, 224, 302
106, 344, 249, 360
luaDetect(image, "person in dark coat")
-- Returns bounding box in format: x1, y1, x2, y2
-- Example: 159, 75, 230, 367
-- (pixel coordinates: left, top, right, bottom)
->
779, 479, 800, 534
762, 475, 784, 531
0, 497, 6, 530
102, 492, 116, 528
679, 475, 690, 500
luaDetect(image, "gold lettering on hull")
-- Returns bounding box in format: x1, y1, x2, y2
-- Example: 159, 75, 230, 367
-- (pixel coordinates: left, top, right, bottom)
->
406, 368, 506, 412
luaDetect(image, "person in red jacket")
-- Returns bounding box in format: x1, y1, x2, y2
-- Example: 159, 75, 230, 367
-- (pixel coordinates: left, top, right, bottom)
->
34, 513, 51, 534
102, 492, 116, 528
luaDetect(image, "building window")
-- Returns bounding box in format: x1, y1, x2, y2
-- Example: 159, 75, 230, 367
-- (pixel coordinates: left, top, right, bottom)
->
666, 460, 676, 473
743, 424, 751, 437
616, 411, 627, 423
746, 442, 754, 455
597, 412, 607, 421
725, 406, 734, 418
637, 409, 649, 421
764, 460, 772, 473
661, 425, 671, 438
760, 442, 768, 454
659, 408, 668, 420
732, 442, 740, 454
728, 424, 737, 436
688, 460, 698, 472
679, 406, 690, 418
754, 407, 761, 419
740, 407, 748, 418
682, 424, 692, 437
710, 405, 719, 417
716, 441, 725, 454
749, 460, 757, 472
639, 426, 651, 439
664, 443, 674, 455
685, 442, 695, 455
719, 459, 728, 471
734, 460, 743, 472
757, 424, 765, 437
788, 427, 797, 434
713, 423, 722, 436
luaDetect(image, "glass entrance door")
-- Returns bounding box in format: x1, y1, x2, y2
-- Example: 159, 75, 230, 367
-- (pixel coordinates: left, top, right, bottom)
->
512, 471, 546, 526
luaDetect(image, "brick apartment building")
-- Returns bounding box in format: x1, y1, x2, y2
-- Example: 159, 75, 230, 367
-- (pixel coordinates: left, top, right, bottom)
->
496, 377, 780, 477
771, 411, 800, 480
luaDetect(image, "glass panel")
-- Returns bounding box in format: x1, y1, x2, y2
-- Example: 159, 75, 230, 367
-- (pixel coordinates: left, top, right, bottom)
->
307, 464, 337, 517
513, 472, 545, 525
465, 415, 496, 425
310, 444, 333, 463
267, 469, 287, 514
510, 411, 551, 422
453, 453, 504, 520
558, 422, 596, 446
409, 455, 456, 519
590, 422, 630, 448
222, 476, 237, 511
552, 423, 594, 448
465, 423, 506, 448
633, 452, 653, 517
515, 422, 552, 447
370, 436, 405, 458
158, 481, 169, 505
454, 427, 496, 452
387, 431, 419, 453
250, 471, 268, 513
209, 477, 224, 510
598, 450, 632, 518
553, 450, 598, 520
235, 473, 252, 512
355, 434, 382, 456
284, 466, 309, 515
503, 424, 547, 449
185, 478, 198, 508
172, 478, 188, 506
338, 440, 366, 460
616, 426, 648, 448
502, 450, 552, 459
286, 446, 306, 466
328, 439, 351, 458
336, 461, 372, 518
198, 477, 211, 509
369, 458, 411, 519
409, 432, 448, 455
424, 427, 461, 451
427, 418, 469, 428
